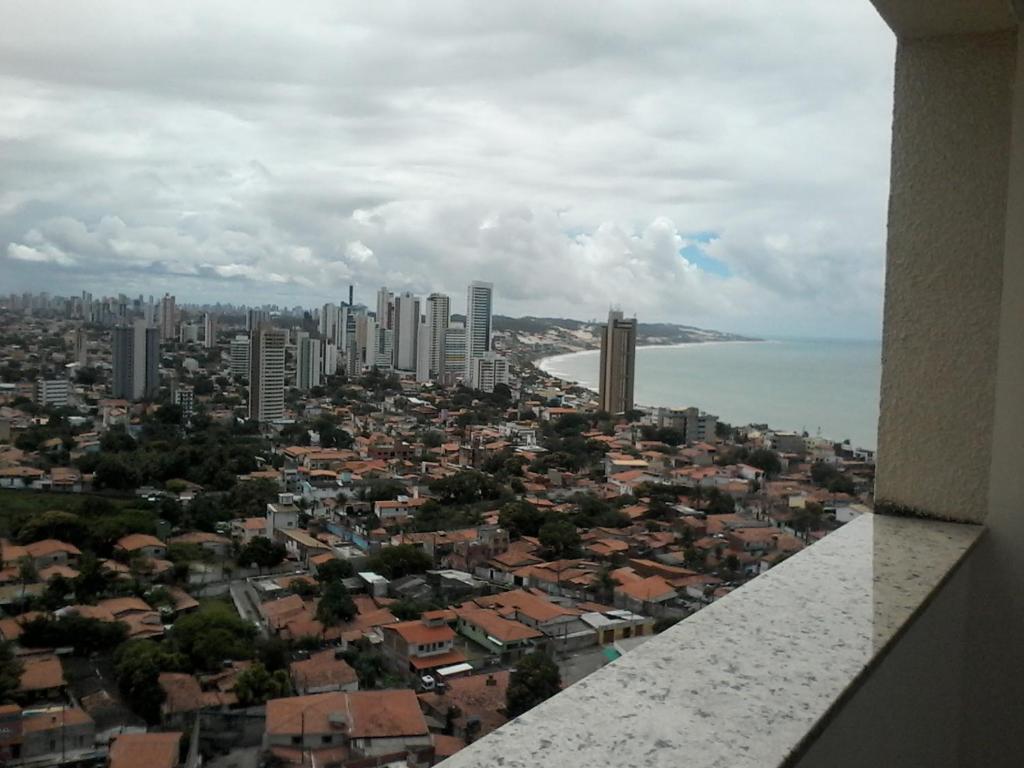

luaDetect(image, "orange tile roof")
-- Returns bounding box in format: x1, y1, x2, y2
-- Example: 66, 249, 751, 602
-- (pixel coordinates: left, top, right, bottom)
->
109, 732, 182, 768
266, 690, 427, 739
456, 608, 543, 643
115, 534, 165, 551
290, 650, 358, 691
381, 619, 455, 646
19, 655, 64, 691
21, 707, 92, 734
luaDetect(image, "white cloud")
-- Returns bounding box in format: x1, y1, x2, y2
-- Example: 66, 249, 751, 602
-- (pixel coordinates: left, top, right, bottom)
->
0, 0, 894, 337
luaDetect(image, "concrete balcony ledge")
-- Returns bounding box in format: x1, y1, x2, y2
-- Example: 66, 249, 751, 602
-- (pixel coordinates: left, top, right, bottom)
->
439, 513, 983, 768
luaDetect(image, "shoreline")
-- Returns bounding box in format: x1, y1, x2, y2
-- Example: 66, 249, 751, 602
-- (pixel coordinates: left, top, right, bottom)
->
534, 339, 771, 382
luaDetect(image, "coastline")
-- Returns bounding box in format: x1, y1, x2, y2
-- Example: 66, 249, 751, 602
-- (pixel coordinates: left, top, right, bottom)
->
535, 339, 770, 385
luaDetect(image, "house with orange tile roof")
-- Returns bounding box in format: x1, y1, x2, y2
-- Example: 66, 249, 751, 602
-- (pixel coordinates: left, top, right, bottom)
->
109, 731, 182, 768
380, 615, 466, 676
168, 531, 231, 557
614, 575, 677, 614
17, 655, 65, 703
114, 534, 166, 559
264, 690, 430, 764
418, 670, 511, 743
289, 649, 359, 695
4, 705, 97, 764
455, 607, 542, 659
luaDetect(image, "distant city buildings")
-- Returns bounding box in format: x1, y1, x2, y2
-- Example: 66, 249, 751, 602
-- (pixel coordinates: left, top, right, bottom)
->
112, 319, 160, 400
426, 293, 451, 378
598, 309, 637, 416
203, 313, 217, 348
249, 325, 287, 422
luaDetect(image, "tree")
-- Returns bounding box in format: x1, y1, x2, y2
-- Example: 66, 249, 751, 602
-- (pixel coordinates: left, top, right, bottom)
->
315, 558, 354, 583
366, 545, 433, 579
506, 651, 562, 718
538, 518, 581, 560
114, 640, 185, 723
237, 537, 286, 572
428, 470, 503, 505
19, 615, 129, 655
315, 581, 357, 627
746, 448, 782, 478
171, 603, 255, 671
0, 641, 23, 704
356, 479, 406, 503
234, 661, 290, 705
498, 501, 551, 538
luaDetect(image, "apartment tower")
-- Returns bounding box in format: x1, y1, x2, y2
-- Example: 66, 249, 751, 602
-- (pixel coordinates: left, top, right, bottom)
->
598, 309, 637, 416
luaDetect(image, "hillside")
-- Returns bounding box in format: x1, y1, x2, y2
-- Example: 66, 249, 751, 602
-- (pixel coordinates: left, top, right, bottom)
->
451, 314, 757, 361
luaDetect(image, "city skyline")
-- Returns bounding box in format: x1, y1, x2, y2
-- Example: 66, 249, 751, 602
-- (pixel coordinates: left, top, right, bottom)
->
0, 2, 894, 340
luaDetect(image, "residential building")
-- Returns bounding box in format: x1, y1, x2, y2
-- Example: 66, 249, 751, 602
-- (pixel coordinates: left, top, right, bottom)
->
470, 352, 510, 394
392, 292, 420, 371
464, 281, 493, 385
249, 325, 287, 422
109, 732, 182, 768
246, 308, 269, 332
0, 705, 98, 766
415, 318, 431, 383
374, 327, 394, 369
598, 309, 637, 415
322, 340, 338, 377
112, 319, 159, 401
174, 385, 194, 420
203, 312, 216, 348
320, 303, 342, 348
443, 324, 466, 385
263, 690, 430, 764
380, 614, 466, 674
289, 649, 359, 695
650, 406, 718, 443
158, 293, 176, 341
229, 334, 250, 378
296, 334, 322, 391
426, 292, 450, 378
74, 326, 88, 366
266, 493, 300, 538
34, 378, 69, 407
375, 287, 394, 330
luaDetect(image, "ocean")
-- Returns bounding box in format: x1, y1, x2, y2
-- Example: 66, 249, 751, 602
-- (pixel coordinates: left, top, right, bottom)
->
537, 338, 882, 450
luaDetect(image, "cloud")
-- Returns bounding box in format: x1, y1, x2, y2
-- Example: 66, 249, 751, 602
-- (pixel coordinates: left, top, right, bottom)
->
0, 0, 894, 337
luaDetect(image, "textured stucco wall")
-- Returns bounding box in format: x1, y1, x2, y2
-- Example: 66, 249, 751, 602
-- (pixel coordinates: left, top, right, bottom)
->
875, 30, 1017, 522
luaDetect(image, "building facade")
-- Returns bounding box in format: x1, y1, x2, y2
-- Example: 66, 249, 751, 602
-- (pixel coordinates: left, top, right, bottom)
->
465, 281, 493, 386
112, 319, 159, 400
249, 325, 287, 422
426, 292, 451, 378
598, 310, 637, 416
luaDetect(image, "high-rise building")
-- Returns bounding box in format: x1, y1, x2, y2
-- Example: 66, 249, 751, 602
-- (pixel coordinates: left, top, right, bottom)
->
354, 314, 376, 373
392, 292, 421, 371
442, 324, 466, 385
374, 327, 394, 369
415, 318, 431, 383
35, 377, 70, 407
470, 352, 510, 394
320, 303, 342, 348
376, 287, 395, 330
230, 335, 250, 378
249, 325, 287, 422
203, 313, 217, 349
296, 334, 323, 391
179, 322, 200, 344
159, 294, 176, 341
322, 341, 339, 378
426, 293, 450, 378
246, 308, 269, 332
175, 385, 195, 420
112, 319, 160, 400
598, 309, 637, 416
465, 281, 493, 386
74, 327, 88, 366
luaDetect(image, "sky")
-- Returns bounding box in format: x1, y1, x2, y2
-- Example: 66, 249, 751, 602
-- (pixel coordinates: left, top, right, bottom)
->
0, 1, 895, 338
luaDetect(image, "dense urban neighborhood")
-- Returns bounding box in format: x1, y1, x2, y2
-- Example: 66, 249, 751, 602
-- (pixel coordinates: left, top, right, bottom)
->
0, 290, 874, 768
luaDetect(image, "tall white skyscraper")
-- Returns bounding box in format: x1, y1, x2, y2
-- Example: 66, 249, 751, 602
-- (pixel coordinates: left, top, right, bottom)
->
465, 281, 493, 386
392, 292, 421, 371
159, 293, 176, 341
320, 303, 343, 348
426, 293, 450, 379
249, 325, 287, 422
415, 318, 431, 383
296, 334, 322, 391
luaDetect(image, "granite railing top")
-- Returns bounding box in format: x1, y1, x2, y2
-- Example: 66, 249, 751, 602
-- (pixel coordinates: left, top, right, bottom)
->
438, 513, 983, 768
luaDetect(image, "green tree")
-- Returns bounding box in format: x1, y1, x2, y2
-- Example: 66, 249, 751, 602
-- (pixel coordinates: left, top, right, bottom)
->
315, 558, 354, 582
538, 518, 581, 560
506, 651, 562, 718
237, 537, 286, 572
0, 641, 23, 704
428, 470, 503, 505
366, 544, 433, 579
498, 501, 551, 538
114, 640, 185, 723
171, 603, 255, 671
234, 661, 290, 705
315, 581, 357, 627
746, 448, 782, 478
